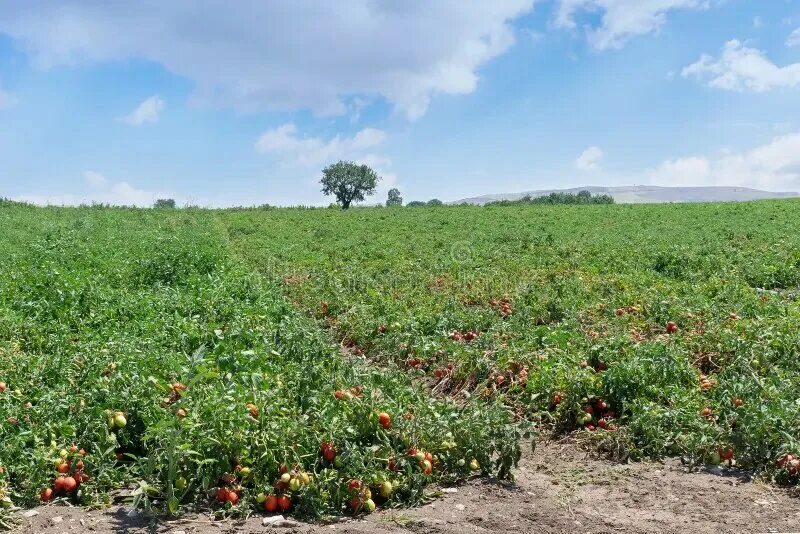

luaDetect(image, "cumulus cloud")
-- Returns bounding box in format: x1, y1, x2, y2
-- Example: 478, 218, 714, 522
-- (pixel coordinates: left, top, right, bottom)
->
788, 28, 800, 48
123, 95, 164, 125
15, 175, 171, 207
647, 133, 800, 191
682, 40, 800, 92
554, 0, 709, 50
575, 146, 604, 171
83, 170, 108, 188
0, 1, 533, 120
255, 124, 386, 166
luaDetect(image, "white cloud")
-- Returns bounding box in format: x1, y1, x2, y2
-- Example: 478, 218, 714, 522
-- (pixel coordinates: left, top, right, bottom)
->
575, 146, 604, 171
83, 170, 107, 188
788, 28, 800, 48
15, 175, 171, 207
123, 95, 164, 125
0, 2, 533, 120
682, 40, 800, 92
554, 0, 709, 50
255, 124, 386, 166
647, 133, 800, 191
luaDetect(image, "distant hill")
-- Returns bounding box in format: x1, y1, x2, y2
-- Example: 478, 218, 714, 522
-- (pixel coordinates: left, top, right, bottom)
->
455, 186, 800, 205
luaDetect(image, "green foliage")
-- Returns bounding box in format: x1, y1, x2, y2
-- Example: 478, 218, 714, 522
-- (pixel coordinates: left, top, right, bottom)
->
320, 161, 380, 209
0, 206, 520, 521
486, 190, 615, 206
221, 199, 800, 479
386, 188, 403, 207
406, 201, 426, 207
154, 198, 177, 209
426, 199, 443, 206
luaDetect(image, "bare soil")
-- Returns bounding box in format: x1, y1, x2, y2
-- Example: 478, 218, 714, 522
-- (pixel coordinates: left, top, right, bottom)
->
12, 439, 800, 534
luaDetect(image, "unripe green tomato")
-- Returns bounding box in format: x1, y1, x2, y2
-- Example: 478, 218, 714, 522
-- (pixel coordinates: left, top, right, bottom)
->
363, 498, 376, 513
379, 481, 392, 499
457, 458, 466, 467
175, 477, 187, 490
256, 492, 267, 504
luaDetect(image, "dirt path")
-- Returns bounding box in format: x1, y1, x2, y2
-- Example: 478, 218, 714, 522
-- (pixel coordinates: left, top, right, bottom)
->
12, 439, 800, 534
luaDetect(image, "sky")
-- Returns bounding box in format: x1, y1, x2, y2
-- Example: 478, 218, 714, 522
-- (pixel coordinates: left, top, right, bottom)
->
1, 0, 800, 207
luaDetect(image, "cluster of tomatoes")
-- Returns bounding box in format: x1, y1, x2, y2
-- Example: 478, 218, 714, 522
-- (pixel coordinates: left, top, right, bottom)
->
406, 447, 434, 475
699, 374, 717, 390
450, 330, 479, 342
777, 453, 800, 476
432, 362, 454, 379
577, 397, 617, 432
40, 446, 89, 502
489, 297, 513, 317
333, 385, 363, 401
320, 441, 337, 463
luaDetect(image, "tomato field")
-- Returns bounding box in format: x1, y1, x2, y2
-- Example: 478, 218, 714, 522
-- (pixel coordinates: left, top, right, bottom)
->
1, 200, 800, 527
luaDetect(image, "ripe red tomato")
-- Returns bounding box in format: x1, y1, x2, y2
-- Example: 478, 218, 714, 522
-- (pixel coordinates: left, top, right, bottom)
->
0, 382, 6, 392
75, 470, 89, 484
53, 476, 65, 493
733, 398, 743, 408
226, 490, 239, 505
264, 495, 278, 513
378, 412, 391, 429
216, 487, 230, 503
349, 497, 362, 512
61, 476, 77, 493
334, 390, 345, 400
597, 419, 607, 429
75, 459, 85, 470
666, 321, 678, 334
348, 479, 362, 492
57, 462, 70, 474
277, 495, 291, 512
322, 445, 336, 462
40, 488, 54, 502
586, 424, 596, 432
719, 447, 735, 461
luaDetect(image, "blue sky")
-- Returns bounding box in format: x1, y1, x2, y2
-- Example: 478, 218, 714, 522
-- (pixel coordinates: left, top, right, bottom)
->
1, 0, 800, 206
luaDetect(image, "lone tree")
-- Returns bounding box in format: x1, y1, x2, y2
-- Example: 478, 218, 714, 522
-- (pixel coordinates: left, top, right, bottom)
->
320, 161, 380, 209
153, 198, 176, 209
386, 188, 403, 207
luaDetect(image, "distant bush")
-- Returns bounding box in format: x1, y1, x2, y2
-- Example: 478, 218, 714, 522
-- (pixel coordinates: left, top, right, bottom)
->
407, 201, 426, 207
427, 199, 444, 206
153, 198, 176, 209
486, 190, 614, 206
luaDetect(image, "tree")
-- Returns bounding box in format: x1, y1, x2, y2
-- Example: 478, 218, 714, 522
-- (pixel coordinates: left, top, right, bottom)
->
426, 198, 443, 206
154, 198, 176, 209
386, 188, 403, 207
407, 201, 425, 207
320, 161, 380, 209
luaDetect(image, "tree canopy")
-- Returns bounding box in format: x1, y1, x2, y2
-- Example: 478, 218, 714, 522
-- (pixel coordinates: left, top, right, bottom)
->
320, 161, 380, 209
